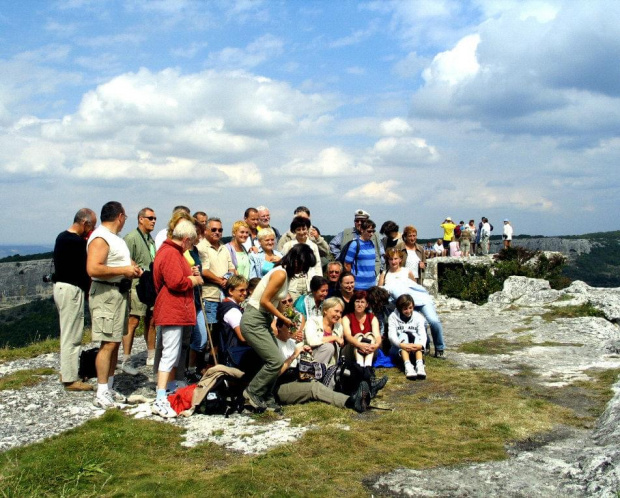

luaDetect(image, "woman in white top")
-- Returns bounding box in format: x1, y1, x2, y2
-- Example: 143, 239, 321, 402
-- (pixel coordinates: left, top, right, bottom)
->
240, 243, 317, 412
503, 219, 513, 249
303, 297, 345, 366
378, 248, 416, 287
280, 216, 323, 301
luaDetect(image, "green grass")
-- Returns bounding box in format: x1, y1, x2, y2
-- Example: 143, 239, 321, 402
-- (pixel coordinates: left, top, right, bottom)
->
0, 368, 55, 391
0, 329, 92, 364
0, 298, 60, 348
541, 302, 607, 322
458, 334, 581, 355
0, 358, 589, 497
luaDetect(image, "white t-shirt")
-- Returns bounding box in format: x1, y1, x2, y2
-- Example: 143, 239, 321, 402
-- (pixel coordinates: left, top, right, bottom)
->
384, 268, 412, 287
404, 249, 420, 278
222, 300, 242, 329
276, 337, 298, 367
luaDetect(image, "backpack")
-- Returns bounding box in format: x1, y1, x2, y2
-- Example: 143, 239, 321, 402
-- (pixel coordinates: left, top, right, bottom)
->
78, 347, 99, 380
336, 238, 361, 272
195, 376, 245, 417
136, 263, 157, 307
454, 225, 462, 238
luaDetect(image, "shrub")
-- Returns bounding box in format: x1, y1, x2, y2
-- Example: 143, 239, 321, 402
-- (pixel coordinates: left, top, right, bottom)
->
440, 248, 568, 304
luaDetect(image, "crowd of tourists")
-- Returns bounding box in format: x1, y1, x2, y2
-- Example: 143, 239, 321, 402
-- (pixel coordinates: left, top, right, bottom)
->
52, 203, 510, 418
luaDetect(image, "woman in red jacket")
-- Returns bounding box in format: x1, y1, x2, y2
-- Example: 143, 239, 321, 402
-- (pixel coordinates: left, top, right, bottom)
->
152, 219, 203, 418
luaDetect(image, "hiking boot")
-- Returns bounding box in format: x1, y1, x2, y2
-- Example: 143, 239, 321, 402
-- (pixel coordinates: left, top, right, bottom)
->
109, 389, 127, 403
93, 391, 115, 409
416, 361, 427, 380
121, 361, 139, 376
370, 375, 388, 398
264, 397, 283, 413
151, 397, 177, 418
184, 369, 202, 385
243, 389, 266, 412
63, 381, 93, 392
434, 350, 446, 360
351, 381, 371, 413
404, 362, 417, 380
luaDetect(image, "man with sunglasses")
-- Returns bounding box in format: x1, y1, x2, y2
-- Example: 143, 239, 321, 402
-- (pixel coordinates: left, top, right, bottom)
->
122, 207, 157, 372
343, 219, 381, 290
53, 207, 97, 392
196, 217, 236, 351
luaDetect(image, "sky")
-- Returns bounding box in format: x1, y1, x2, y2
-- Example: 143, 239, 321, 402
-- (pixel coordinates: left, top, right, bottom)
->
1, 0, 619, 244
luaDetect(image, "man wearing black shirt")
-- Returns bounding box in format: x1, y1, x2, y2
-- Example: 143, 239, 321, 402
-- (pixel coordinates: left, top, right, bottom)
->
53, 208, 97, 391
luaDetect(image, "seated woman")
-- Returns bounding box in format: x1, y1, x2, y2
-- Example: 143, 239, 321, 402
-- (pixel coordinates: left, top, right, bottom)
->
334, 271, 356, 315
432, 238, 445, 257
449, 238, 461, 257
272, 293, 306, 342
378, 248, 416, 287
280, 216, 323, 301
388, 294, 427, 380
342, 290, 381, 369
250, 228, 282, 279
217, 275, 262, 379
225, 220, 251, 279
303, 296, 345, 366
152, 219, 203, 418
274, 318, 370, 413
294, 276, 329, 319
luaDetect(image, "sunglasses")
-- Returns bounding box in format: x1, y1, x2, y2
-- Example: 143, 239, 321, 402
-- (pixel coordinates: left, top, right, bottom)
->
143, 216, 157, 221
210, 228, 224, 233
366, 229, 376, 233
281, 298, 293, 304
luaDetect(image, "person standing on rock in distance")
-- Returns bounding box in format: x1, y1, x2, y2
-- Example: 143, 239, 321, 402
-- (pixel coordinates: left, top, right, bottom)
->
121, 207, 157, 374
240, 243, 317, 412
87, 201, 142, 409
503, 219, 513, 249
53, 207, 97, 392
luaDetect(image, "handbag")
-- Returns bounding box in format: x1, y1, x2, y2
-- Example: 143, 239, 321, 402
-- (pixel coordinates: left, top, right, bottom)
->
298, 351, 325, 382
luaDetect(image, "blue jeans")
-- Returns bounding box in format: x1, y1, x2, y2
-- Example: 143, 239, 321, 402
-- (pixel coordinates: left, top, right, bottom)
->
190, 308, 207, 352
415, 303, 445, 352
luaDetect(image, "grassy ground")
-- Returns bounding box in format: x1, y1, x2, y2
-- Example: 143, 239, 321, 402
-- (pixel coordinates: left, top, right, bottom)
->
457, 333, 581, 355
1, 356, 612, 497
0, 368, 56, 391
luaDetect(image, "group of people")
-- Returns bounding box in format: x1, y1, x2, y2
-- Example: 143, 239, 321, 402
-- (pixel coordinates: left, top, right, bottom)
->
53, 203, 452, 418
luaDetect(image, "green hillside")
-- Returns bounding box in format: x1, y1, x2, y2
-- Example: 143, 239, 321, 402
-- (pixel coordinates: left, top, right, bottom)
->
562, 231, 620, 287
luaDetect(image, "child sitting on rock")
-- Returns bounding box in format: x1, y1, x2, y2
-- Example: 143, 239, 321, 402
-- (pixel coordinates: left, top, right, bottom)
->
387, 294, 427, 380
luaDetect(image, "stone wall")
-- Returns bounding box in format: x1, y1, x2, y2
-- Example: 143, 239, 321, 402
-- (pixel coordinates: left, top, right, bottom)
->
0, 258, 53, 306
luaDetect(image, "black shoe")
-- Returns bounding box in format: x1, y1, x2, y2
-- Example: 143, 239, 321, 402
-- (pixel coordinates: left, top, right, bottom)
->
369, 375, 388, 398
434, 350, 446, 359
243, 389, 267, 412
264, 397, 283, 413
351, 381, 371, 413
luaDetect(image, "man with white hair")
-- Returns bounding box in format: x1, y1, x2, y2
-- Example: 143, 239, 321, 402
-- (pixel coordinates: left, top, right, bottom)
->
256, 205, 281, 242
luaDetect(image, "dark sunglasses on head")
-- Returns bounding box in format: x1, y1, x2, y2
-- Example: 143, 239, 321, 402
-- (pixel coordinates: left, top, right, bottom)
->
143, 216, 157, 221
211, 228, 224, 233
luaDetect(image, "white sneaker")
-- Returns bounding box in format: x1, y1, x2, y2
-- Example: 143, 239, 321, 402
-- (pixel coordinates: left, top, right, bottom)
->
109, 389, 127, 403
93, 391, 115, 409
416, 361, 427, 380
151, 397, 177, 418
146, 356, 155, 367
404, 362, 417, 380
121, 362, 139, 376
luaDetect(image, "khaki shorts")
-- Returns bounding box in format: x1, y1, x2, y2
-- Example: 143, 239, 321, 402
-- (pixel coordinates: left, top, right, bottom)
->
129, 286, 148, 317
89, 281, 129, 343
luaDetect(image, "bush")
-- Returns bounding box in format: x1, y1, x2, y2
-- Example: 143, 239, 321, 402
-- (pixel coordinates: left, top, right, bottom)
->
439, 248, 569, 304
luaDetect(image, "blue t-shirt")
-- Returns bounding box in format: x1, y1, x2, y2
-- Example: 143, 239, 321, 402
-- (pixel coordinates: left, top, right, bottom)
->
345, 239, 376, 290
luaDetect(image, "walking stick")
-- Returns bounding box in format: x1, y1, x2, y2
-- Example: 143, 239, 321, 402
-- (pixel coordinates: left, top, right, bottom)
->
199, 289, 219, 366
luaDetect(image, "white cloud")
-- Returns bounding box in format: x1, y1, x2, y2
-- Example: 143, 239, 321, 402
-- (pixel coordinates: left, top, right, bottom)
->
380, 117, 412, 136
422, 34, 480, 86
277, 147, 373, 178
207, 34, 283, 69
371, 136, 439, 166
344, 180, 404, 204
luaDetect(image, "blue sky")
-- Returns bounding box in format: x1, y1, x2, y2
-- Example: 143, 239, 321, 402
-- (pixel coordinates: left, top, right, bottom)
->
1, 0, 618, 244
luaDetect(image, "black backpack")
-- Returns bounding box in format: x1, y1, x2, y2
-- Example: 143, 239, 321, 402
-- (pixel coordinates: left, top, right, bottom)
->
136, 263, 157, 307
78, 347, 99, 380
336, 238, 361, 272
196, 376, 245, 417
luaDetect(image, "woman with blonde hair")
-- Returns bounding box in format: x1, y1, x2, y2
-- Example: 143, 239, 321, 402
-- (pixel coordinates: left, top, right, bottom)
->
395, 225, 426, 283
303, 296, 345, 366
226, 220, 251, 279
250, 227, 282, 278
378, 247, 416, 286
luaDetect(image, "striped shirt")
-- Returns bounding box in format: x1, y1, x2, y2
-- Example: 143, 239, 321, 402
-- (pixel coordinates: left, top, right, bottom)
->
345, 239, 376, 290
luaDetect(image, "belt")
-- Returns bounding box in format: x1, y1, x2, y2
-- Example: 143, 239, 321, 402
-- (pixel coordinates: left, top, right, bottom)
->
93, 280, 124, 288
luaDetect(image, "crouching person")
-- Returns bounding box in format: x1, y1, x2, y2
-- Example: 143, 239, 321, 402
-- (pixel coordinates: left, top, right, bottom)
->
274, 318, 370, 413
152, 219, 204, 418
388, 294, 427, 380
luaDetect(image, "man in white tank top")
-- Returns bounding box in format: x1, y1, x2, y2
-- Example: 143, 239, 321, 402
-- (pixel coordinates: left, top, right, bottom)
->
87, 201, 142, 409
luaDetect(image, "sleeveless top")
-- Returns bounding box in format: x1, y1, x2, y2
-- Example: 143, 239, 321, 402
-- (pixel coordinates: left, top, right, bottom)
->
346, 312, 375, 336
247, 266, 289, 312
87, 225, 131, 283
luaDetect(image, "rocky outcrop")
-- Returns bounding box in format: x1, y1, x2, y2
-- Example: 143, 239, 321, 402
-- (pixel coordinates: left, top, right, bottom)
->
0, 259, 53, 306
490, 237, 593, 259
